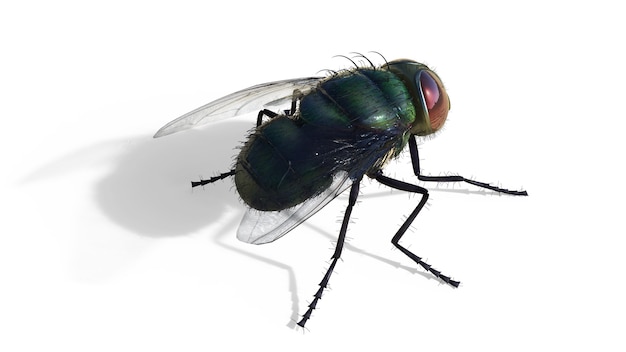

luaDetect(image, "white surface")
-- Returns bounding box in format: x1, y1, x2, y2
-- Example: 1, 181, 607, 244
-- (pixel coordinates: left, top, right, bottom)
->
2, 1, 625, 350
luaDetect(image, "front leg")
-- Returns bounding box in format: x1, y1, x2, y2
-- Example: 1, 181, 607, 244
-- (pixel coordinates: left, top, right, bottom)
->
409, 136, 528, 196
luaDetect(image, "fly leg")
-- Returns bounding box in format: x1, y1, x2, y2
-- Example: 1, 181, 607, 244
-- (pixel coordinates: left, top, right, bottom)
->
192, 90, 303, 188
297, 180, 361, 328
256, 90, 303, 126
286, 89, 303, 116
191, 170, 235, 188
256, 109, 278, 127
375, 171, 460, 287
409, 136, 528, 196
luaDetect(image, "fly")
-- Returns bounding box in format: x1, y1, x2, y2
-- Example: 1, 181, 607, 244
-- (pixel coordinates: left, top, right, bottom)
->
154, 54, 528, 328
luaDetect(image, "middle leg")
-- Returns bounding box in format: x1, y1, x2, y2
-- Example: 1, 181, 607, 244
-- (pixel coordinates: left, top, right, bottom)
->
297, 180, 361, 328
375, 171, 460, 287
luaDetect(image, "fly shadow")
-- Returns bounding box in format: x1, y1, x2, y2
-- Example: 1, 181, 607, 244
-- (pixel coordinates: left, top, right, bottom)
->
20, 117, 483, 328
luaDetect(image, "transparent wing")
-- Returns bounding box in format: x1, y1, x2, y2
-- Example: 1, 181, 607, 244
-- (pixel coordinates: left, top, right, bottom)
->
237, 171, 353, 245
154, 77, 324, 138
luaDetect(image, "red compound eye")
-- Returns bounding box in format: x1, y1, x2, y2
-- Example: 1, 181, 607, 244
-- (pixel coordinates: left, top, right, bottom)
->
420, 71, 440, 110
418, 71, 449, 131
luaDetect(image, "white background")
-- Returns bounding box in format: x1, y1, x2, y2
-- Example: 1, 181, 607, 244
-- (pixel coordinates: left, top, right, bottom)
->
2, 0, 625, 350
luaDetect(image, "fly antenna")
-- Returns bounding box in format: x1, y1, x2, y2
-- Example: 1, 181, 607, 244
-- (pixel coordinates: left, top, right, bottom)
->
350, 52, 375, 69
369, 51, 388, 67
333, 54, 359, 69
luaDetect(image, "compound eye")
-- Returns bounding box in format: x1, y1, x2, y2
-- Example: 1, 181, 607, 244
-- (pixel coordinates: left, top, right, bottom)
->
417, 71, 450, 131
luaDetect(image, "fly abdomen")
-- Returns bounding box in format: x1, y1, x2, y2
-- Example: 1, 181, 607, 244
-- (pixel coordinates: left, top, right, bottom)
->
235, 116, 332, 211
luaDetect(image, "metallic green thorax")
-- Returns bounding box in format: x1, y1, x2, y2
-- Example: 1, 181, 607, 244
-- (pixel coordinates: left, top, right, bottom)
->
299, 69, 416, 132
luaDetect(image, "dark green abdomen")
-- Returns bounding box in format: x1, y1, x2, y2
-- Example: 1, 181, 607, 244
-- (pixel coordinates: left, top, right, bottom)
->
235, 117, 333, 211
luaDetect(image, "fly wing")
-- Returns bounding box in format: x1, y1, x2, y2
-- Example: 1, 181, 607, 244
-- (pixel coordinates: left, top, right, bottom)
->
237, 171, 353, 245
153, 77, 324, 138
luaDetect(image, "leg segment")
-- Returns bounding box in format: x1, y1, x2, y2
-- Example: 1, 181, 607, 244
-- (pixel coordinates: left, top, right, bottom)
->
297, 180, 361, 328
288, 89, 303, 116
256, 90, 303, 126
256, 109, 278, 127
409, 136, 528, 196
375, 172, 460, 287
191, 170, 235, 188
